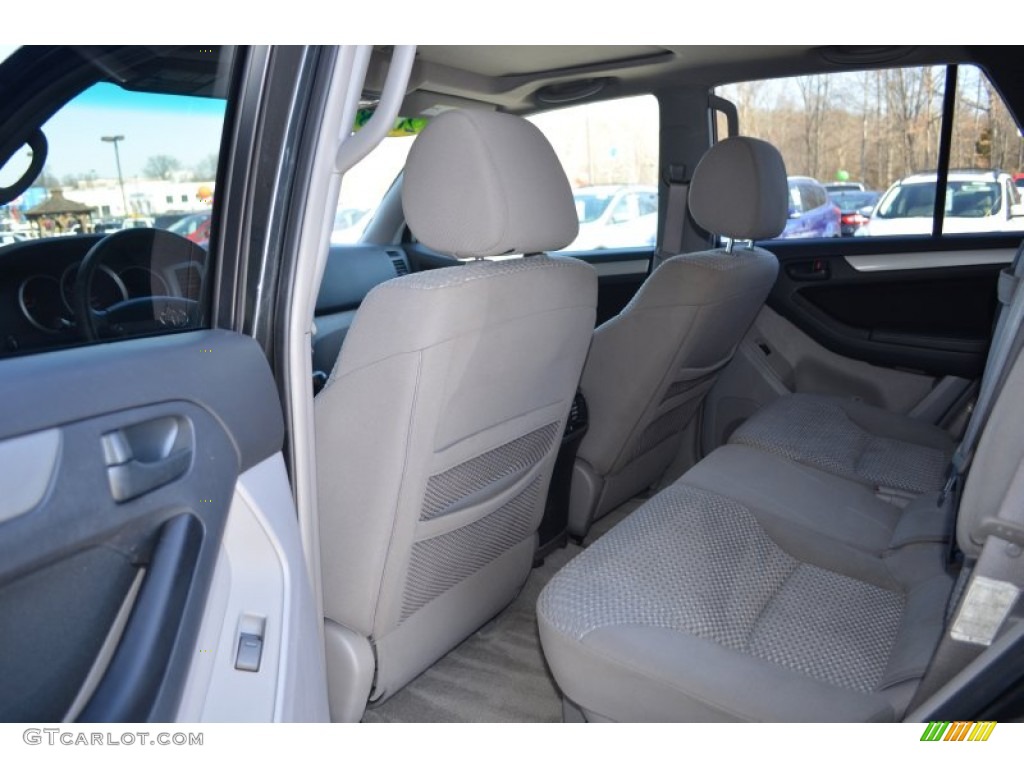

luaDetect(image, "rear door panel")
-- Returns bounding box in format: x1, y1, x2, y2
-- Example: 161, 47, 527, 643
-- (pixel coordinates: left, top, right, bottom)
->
765, 235, 1018, 379
702, 235, 1017, 451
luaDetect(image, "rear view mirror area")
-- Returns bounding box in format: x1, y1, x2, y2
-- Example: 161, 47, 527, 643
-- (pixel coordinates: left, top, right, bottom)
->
0, 129, 47, 206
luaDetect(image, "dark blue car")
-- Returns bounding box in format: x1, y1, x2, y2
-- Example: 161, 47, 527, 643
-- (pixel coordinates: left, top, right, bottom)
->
781, 176, 841, 238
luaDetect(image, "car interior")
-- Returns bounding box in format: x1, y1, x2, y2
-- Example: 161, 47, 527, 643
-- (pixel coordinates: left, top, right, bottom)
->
0, 44, 1023, 724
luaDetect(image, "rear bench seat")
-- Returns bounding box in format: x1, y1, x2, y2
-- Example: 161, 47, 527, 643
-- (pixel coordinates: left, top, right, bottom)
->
728, 393, 954, 498
536, 344, 1024, 721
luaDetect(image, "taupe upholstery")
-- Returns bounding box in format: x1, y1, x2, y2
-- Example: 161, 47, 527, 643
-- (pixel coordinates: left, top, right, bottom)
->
402, 108, 579, 257
316, 109, 597, 719
537, 350, 1024, 722
567, 137, 786, 538
539, 477, 953, 721
729, 393, 955, 496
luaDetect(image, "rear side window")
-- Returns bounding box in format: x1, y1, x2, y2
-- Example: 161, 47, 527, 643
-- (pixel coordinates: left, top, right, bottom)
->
0, 46, 236, 358
529, 95, 659, 252
716, 64, 1024, 239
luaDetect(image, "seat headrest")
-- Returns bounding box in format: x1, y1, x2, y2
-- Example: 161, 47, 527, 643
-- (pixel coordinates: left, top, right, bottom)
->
401, 109, 578, 258
689, 137, 788, 241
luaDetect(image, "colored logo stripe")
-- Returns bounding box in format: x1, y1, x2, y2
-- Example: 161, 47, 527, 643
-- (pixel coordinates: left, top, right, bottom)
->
921, 721, 996, 742
970, 722, 997, 741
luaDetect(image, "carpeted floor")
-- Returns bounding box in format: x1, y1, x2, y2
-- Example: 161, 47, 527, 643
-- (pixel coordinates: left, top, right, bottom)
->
361, 497, 643, 723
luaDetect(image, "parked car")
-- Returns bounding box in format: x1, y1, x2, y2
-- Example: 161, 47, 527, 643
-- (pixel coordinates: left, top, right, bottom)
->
824, 181, 866, 193
859, 169, 1024, 236
166, 210, 212, 246
566, 184, 657, 250
153, 211, 194, 230
91, 217, 156, 234
780, 176, 841, 238
829, 189, 880, 236
0, 231, 26, 246
330, 207, 371, 244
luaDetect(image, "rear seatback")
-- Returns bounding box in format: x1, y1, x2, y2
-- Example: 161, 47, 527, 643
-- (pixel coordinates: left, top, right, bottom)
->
537, 341, 1024, 722
728, 393, 953, 498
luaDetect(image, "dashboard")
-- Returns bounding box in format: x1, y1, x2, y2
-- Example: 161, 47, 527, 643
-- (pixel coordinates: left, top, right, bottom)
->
0, 233, 206, 358
3, 236, 424, 366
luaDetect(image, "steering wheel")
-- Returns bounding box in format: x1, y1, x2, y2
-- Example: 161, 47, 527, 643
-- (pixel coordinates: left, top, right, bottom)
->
74, 228, 205, 341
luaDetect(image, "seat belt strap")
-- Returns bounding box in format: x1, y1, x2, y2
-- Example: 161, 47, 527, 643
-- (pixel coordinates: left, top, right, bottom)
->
941, 240, 1024, 503
652, 164, 689, 272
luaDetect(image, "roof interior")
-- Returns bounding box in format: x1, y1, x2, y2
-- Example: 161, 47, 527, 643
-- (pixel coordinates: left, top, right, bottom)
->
367, 45, 974, 116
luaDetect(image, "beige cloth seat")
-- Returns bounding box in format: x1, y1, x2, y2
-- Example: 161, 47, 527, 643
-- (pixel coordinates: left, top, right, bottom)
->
728, 393, 955, 498
568, 137, 788, 538
315, 109, 597, 720
536, 347, 1024, 722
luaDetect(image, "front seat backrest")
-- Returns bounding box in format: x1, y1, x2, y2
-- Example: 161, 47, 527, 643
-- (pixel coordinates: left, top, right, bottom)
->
316, 109, 598, 719
567, 136, 787, 538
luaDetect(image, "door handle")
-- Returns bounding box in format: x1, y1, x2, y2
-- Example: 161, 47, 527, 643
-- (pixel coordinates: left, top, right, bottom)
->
101, 416, 193, 502
785, 258, 830, 281
106, 449, 192, 502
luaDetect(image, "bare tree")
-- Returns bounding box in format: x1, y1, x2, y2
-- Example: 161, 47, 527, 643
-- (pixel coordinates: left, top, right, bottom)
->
143, 155, 182, 180
796, 75, 830, 179
193, 153, 219, 181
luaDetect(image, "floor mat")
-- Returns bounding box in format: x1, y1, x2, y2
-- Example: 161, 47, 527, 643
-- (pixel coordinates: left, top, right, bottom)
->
361, 544, 580, 722
361, 496, 642, 722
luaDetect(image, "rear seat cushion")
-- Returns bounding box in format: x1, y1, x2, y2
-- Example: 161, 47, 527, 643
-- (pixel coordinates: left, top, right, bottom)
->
683, 444, 901, 554
537, 482, 953, 722
729, 393, 954, 494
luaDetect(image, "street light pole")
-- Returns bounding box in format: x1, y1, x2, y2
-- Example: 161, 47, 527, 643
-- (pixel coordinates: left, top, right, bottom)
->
101, 135, 127, 217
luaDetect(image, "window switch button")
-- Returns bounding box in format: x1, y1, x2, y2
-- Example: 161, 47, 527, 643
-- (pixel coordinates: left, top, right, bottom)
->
235, 632, 263, 672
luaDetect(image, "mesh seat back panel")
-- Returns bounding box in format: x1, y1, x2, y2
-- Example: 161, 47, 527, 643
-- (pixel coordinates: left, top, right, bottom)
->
421, 422, 558, 520
402, 476, 542, 620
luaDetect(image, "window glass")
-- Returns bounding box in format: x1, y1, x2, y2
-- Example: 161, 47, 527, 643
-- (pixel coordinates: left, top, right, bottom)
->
529, 95, 659, 252
334, 128, 416, 244
0, 46, 235, 358
944, 65, 1024, 234
716, 65, 1023, 239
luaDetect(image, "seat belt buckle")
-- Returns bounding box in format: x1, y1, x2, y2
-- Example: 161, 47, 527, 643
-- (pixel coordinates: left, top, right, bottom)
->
976, 517, 1024, 549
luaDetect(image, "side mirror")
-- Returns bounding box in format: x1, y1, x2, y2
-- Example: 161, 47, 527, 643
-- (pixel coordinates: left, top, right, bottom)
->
1010, 202, 1024, 219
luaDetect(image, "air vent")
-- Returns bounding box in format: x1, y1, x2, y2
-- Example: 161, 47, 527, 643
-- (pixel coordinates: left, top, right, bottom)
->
387, 251, 410, 277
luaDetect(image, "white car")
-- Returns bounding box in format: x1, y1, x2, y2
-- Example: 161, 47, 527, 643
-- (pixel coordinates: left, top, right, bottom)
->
0, 231, 27, 245
565, 185, 657, 251
329, 207, 371, 244
859, 170, 1024, 235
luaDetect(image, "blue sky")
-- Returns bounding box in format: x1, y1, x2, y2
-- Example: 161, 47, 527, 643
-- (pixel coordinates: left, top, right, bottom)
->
38, 83, 226, 180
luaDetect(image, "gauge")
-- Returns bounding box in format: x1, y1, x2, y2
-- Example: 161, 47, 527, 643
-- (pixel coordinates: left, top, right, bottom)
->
119, 266, 170, 299
18, 275, 68, 333
60, 263, 129, 313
